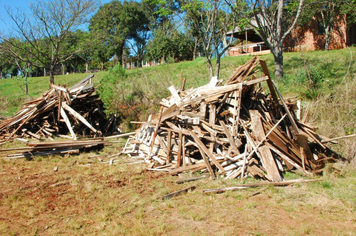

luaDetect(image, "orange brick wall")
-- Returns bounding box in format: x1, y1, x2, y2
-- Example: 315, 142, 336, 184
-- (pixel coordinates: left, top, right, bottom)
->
228, 15, 349, 56
285, 15, 347, 51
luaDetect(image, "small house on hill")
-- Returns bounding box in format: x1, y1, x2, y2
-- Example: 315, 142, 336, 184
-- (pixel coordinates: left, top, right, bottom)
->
227, 15, 356, 56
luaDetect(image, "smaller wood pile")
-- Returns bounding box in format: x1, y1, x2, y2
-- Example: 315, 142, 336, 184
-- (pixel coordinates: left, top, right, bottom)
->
123, 57, 343, 181
0, 138, 109, 159
0, 75, 117, 141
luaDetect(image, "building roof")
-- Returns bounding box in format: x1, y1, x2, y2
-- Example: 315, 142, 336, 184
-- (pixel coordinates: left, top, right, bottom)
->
227, 15, 267, 35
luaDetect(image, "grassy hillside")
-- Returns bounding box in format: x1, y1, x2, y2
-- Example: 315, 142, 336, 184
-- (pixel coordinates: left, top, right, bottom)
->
1, 48, 355, 158
1, 48, 355, 106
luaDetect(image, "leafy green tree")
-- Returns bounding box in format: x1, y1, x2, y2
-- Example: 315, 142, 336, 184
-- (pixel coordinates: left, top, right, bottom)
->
145, 29, 194, 62
63, 30, 94, 73
145, 29, 173, 62
301, 0, 356, 51
0, 0, 98, 84
171, 32, 195, 61
0, 39, 34, 94
89, 1, 150, 65
345, 0, 356, 26
144, 0, 183, 31
226, 0, 305, 79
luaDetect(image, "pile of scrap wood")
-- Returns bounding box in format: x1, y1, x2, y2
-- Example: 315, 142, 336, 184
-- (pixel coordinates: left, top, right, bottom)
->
123, 57, 343, 181
0, 75, 118, 141
0, 138, 109, 159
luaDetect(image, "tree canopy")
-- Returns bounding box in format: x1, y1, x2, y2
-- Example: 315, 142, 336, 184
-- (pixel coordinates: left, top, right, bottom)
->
89, 1, 150, 65
0, 0, 98, 84
1, 0, 355, 85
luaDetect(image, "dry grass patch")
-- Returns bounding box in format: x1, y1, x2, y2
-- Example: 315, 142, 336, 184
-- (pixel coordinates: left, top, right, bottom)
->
0, 145, 356, 235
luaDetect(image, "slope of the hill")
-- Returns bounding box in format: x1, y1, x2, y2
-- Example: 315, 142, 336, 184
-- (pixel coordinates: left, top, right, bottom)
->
0, 49, 355, 236
1, 48, 355, 159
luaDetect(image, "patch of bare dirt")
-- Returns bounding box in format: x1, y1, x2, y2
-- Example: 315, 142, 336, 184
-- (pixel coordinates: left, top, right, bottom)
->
0, 158, 355, 235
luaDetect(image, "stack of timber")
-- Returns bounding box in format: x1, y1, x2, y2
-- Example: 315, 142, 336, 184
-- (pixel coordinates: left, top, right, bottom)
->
0, 75, 117, 141
123, 57, 343, 181
1, 138, 109, 159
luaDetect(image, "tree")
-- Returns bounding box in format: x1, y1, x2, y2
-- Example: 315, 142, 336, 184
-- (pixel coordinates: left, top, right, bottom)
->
0, 0, 98, 84
226, 0, 305, 79
181, 0, 238, 79
64, 30, 93, 73
0, 39, 34, 94
301, 0, 355, 51
145, 29, 194, 62
89, 1, 150, 66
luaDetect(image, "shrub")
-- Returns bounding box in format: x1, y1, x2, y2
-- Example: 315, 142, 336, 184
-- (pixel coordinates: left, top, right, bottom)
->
98, 64, 128, 115
98, 64, 152, 131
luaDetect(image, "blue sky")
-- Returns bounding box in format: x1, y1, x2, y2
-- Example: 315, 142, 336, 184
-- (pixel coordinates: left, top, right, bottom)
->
0, 0, 113, 34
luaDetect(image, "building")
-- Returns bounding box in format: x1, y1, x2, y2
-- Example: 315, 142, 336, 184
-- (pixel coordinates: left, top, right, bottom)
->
227, 15, 356, 56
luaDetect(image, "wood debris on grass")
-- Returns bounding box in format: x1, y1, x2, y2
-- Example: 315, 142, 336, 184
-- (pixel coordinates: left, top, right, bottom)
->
0, 75, 119, 142
123, 56, 344, 182
0, 138, 110, 159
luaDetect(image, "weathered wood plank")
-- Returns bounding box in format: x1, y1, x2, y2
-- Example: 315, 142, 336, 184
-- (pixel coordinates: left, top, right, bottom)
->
250, 110, 282, 182
189, 131, 225, 173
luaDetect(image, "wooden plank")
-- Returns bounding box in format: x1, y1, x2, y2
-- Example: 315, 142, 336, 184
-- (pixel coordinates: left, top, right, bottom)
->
182, 135, 186, 167
250, 110, 282, 182
293, 133, 314, 166
176, 132, 183, 168
208, 103, 216, 153
166, 130, 172, 163
168, 85, 182, 106
321, 133, 356, 143
169, 161, 208, 175
68, 74, 94, 93
62, 103, 98, 134
105, 132, 136, 139
60, 107, 77, 140
272, 80, 299, 134
7, 107, 38, 139
219, 120, 241, 154
160, 104, 180, 122
148, 106, 164, 159
262, 121, 304, 169
189, 131, 225, 173
161, 186, 196, 200
52, 84, 68, 92
203, 179, 322, 193
259, 59, 279, 103
181, 76, 268, 107
266, 143, 313, 176
197, 145, 216, 179
180, 77, 186, 91
234, 85, 243, 136
57, 91, 62, 121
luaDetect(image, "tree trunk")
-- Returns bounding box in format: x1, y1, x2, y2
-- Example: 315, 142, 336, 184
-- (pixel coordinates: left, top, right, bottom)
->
272, 46, 284, 79
193, 37, 198, 60
49, 67, 55, 84
215, 56, 221, 79
24, 75, 28, 95
324, 25, 331, 51
86, 62, 89, 73
206, 58, 213, 79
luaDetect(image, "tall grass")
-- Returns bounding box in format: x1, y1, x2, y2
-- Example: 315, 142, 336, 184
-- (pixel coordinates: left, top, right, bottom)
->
306, 73, 356, 161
